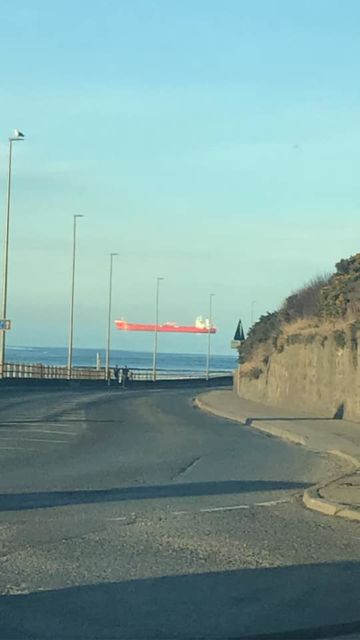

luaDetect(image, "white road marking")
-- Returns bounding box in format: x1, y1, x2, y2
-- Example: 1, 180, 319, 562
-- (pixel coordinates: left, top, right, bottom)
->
0, 436, 69, 444
0, 428, 78, 436
26, 429, 78, 436
106, 498, 291, 521
0, 406, 86, 455
254, 498, 290, 507
200, 505, 250, 513
173, 510, 193, 515
172, 506, 249, 515
0, 446, 38, 450
0, 420, 83, 425
173, 498, 290, 516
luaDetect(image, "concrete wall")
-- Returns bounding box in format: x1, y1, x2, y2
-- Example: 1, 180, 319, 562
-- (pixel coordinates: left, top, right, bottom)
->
235, 328, 360, 421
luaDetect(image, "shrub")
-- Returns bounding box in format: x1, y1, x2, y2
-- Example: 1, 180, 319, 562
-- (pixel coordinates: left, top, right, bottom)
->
240, 311, 281, 362
336, 258, 350, 275
334, 330, 346, 349
280, 275, 331, 323
248, 367, 263, 380
322, 254, 360, 318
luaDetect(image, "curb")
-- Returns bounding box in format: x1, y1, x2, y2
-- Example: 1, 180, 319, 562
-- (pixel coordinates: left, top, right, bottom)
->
303, 484, 360, 522
193, 396, 247, 422
194, 394, 360, 523
194, 396, 306, 445
246, 422, 307, 447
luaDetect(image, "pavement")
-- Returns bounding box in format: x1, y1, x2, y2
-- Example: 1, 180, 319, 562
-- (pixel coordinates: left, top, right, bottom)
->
195, 389, 360, 522
1, 385, 360, 638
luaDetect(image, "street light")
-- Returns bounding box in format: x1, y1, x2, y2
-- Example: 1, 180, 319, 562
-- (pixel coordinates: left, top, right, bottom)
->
206, 293, 215, 381
67, 214, 84, 379
152, 276, 164, 382
251, 300, 256, 325
105, 252, 119, 383
0, 129, 25, 377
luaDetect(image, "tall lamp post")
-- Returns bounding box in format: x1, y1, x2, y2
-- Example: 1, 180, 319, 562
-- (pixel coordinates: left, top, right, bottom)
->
105, 252, 118, 383
152, 276, 164, 382
206, 293, 215, 381
0, 129, 25, 377
67, 214, 84, 379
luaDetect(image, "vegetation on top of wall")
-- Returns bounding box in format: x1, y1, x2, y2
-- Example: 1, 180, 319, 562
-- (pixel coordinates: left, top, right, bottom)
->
320, 253, 360, 318
238, 252, 360, 365
280, 275, 330, 322
240, 311, 281, 363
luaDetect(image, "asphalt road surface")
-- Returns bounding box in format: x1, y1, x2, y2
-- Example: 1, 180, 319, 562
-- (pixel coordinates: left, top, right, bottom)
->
0, 385, 360, 639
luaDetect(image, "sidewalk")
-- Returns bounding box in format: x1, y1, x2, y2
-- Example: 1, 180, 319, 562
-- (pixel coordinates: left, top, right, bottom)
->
195, 390, 360, 522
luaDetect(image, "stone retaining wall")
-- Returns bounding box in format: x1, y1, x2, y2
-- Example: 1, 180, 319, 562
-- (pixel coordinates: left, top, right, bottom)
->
235, 328, 360, 421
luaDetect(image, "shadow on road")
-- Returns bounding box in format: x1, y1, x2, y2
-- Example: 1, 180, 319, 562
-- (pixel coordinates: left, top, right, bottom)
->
1, 561, 360, 639
0, 479, 309, 511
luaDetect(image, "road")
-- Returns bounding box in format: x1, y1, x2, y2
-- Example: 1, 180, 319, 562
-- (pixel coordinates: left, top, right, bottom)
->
0, 385, 360, 639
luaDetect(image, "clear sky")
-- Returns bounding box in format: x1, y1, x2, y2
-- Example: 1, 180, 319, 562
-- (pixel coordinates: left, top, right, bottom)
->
0, 0, 360, 355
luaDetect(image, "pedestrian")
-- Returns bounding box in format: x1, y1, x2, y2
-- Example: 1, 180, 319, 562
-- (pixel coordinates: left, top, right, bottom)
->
114, 364, 120, 383
121, 365, 129, 387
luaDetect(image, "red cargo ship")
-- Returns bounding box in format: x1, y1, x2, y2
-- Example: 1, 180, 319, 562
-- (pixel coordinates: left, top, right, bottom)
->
115, 316, 216, 334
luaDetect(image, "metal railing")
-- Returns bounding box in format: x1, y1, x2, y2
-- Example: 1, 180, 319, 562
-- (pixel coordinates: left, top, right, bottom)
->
0, 362, 232, 382
129, 368, 231, 382
1, 362, 104, 380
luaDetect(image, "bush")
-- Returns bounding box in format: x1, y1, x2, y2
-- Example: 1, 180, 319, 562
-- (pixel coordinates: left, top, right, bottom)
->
321, 254, 360, 318
240, 311, 281, 363
248, 367, 263, 380
336, 258, 350, 275
334, 330, 346, 349
280, 275, 330, 323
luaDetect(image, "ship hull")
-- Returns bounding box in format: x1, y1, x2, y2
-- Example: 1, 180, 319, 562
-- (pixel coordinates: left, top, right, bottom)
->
115, 321, 216, 334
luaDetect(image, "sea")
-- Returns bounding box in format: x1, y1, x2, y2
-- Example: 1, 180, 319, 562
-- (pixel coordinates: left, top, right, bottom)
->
5, 346, 237, 374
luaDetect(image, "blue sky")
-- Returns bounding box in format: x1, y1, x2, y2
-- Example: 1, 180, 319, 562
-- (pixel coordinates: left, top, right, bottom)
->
0, 0, 360, 354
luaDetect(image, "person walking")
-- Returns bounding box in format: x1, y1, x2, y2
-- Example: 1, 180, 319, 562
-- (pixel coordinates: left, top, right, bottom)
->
121, 365, 129, 388
113, 364, 120, 383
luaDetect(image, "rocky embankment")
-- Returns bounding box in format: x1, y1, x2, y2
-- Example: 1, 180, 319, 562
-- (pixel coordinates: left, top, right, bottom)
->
237, 253, 360, 421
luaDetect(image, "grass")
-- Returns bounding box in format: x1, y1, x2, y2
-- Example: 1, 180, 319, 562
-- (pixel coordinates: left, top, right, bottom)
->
240, 314, 360, 374
280, 315, 353, 338
239, 344, 271, 378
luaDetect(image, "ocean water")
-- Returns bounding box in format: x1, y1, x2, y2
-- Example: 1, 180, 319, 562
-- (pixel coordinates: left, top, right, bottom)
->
5, 346, 237, 374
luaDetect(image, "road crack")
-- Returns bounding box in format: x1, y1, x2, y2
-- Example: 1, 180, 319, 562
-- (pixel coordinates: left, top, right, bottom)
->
173, 456, 201, 479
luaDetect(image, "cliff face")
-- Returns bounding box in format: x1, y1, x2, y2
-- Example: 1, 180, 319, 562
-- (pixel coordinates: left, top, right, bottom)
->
236, 327, 360, 421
